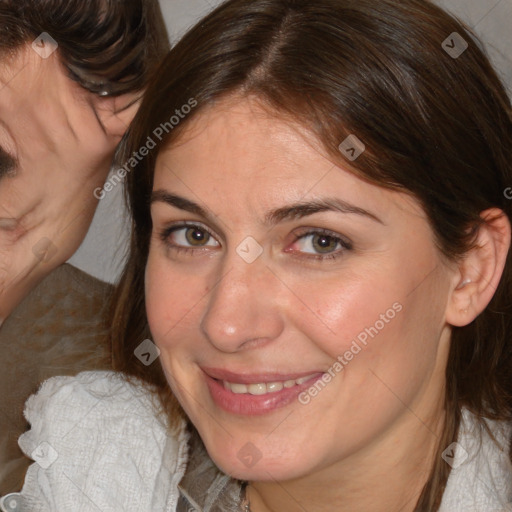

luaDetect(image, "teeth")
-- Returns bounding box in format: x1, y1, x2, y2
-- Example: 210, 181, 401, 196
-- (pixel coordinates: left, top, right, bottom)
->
222, 374, 317, 395
266, 381, 284, 393
248, 383, 267, 395
231, 383, 249, 394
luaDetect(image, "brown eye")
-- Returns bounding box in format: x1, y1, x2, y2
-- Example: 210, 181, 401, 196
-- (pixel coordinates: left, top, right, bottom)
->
290, 229, 352, 260
311, 234, 339, 253
162, 224, 220, 250
185, 227, 211, 246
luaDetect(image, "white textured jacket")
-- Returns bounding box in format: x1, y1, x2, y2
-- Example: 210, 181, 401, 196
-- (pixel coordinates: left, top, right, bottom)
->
3, 371, 512, 512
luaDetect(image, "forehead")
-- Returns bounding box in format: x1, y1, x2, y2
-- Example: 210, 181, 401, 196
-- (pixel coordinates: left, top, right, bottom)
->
153, 97, 424, 222
157, 97, 324, 172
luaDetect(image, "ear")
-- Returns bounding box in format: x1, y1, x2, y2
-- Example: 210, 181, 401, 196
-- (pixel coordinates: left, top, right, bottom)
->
92, 91, 142, 140
446, 208, 511, 327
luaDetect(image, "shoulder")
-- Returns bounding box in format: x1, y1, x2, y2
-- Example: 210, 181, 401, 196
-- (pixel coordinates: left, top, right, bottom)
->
440, 409, 512, 512
18, 371, 189, 512
20, 370, 172, 451
21, 370, 162, 429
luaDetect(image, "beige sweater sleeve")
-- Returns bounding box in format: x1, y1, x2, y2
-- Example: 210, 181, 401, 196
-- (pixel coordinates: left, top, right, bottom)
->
0, 264, 112, 495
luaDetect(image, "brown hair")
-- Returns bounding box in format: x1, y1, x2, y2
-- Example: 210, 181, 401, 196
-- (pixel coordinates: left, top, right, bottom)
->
0, 0, 169, 95
111, 0, 512, 509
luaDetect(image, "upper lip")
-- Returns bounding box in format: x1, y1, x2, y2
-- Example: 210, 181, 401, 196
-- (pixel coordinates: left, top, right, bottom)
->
202, 367, 323, 384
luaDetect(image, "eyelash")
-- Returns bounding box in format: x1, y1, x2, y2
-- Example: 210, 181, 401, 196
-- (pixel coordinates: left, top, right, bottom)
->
159, 222, 218, 257
289, 228, 353, 260
159, 223, 353, 260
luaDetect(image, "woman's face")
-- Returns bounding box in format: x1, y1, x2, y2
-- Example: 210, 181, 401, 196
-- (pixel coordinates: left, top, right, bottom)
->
146, 97, 455, 481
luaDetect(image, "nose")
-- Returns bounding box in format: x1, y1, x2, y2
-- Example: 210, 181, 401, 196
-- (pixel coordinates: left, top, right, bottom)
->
200, 254, 285, 352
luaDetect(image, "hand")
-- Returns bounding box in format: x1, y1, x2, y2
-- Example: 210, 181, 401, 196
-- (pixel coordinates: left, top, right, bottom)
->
0, 44, 140, 321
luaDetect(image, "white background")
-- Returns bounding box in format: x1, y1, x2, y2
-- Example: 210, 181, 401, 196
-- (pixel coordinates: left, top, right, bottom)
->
69, 0, 512, 283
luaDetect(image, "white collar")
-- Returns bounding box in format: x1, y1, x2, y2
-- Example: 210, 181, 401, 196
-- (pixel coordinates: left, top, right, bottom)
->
440, 409, 512, 511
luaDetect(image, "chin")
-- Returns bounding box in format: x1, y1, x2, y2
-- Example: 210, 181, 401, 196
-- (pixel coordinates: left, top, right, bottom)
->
205, 443, 312, 482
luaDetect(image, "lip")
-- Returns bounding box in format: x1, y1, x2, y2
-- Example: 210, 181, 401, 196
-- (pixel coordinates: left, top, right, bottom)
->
202, 367, 324, 416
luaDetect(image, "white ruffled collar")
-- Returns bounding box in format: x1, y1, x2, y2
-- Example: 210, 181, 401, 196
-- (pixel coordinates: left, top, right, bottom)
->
439, 409, 512, 511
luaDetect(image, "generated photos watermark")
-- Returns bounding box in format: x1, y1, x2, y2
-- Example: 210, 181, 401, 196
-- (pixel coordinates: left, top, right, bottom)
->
31, 441, 59, 469
441, 32, 468, 59
298, 301, 403, 405
237, 441, 263, 468
31, 32, 58, 59
32, 237, 58, 264
94, 98, 198, 200
236, 236, 264, 264
441, 441, 469, 469
338, 134, 365, 162
134, 339, 161, 366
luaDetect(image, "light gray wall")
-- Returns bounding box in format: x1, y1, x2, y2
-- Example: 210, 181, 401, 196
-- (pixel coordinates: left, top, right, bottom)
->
69, 0, 512, 283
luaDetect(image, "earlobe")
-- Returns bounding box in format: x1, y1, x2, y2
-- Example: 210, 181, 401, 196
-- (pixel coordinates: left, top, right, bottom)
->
446, 208, 511, 327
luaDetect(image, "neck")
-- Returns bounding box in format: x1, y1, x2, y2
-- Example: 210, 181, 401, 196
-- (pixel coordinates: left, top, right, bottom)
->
246, 406, 446, 512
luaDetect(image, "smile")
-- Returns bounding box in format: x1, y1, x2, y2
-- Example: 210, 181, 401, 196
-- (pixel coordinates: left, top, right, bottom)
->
202, 369, 324, 415
222, 374, 319, 395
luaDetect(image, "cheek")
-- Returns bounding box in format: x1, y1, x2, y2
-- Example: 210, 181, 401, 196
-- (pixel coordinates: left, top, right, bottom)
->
286, 254, 445, 388
144, 252, 207, 347
281, 269, 445, 455
285, 263, 406, 359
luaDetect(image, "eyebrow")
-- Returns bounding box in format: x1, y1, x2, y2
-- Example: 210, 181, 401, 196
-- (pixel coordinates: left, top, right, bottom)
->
151, 191, 383, 225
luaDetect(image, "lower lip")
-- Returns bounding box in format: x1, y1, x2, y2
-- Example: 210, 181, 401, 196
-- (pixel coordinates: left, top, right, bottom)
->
204, 373, 324, 416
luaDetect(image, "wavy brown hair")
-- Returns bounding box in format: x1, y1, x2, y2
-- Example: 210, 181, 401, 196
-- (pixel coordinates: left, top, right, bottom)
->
0, 0, 169, 95
111, 0, 512, 509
